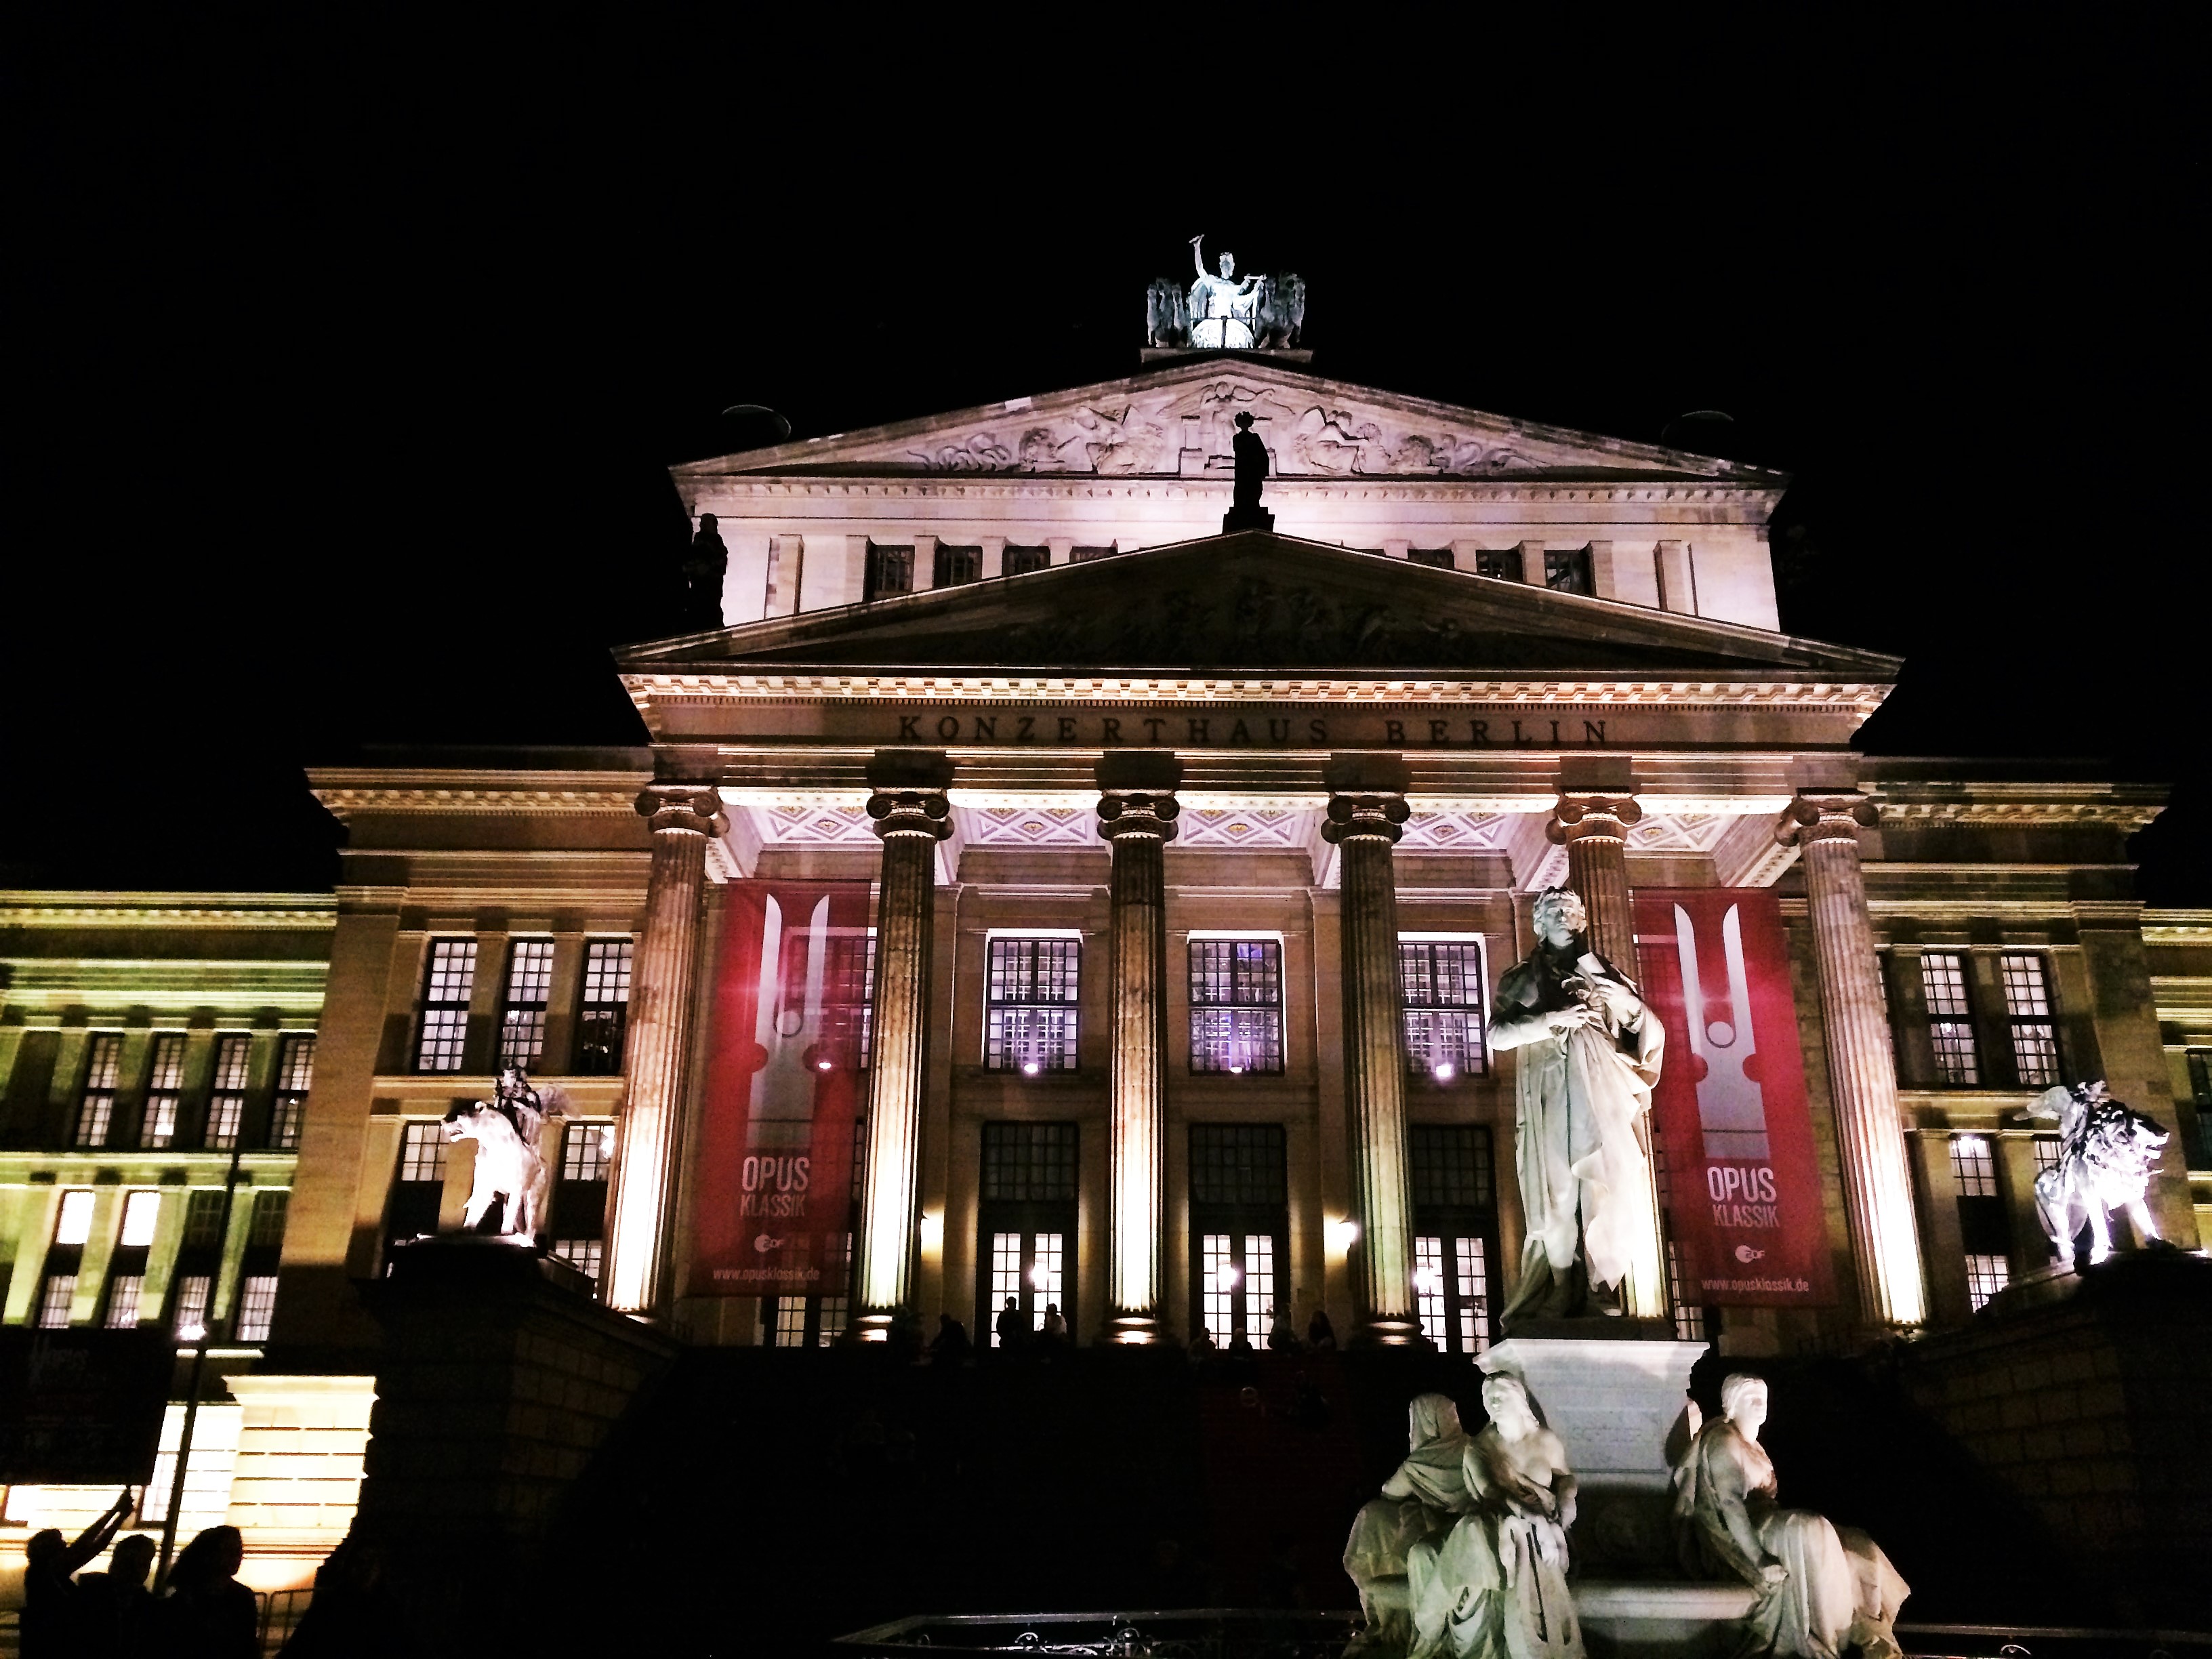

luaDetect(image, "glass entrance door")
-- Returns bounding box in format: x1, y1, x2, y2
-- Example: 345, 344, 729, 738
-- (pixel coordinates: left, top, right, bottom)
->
1197, 1230, 1284, 1347
984, 1229, 1069, 1344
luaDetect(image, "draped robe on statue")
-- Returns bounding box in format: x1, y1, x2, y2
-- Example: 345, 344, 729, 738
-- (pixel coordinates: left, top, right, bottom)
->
1408, 1425, 1580, 1659
1344, 1395, 1473, 1645
1489, 940, 1664, 1319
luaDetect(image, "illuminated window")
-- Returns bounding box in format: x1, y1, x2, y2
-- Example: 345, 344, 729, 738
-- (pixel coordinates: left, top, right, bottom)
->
863, 543, 914, 600
55, 1189, 95, 1246
1003, 545, 1050, 577
1189, 938, 1283, 1074
77, 1033, 123, 1147
1473, 548, 1520, 581
980, 1127, 1077, 1340
985, 937, 1080, 1073
499, 939, 556, 1068
562, 1124, 610, 1183
121, 1190, 161, 1248
1399, 939, 1488, 1078
205, 1033, 251, 1149
988, 1231, 1025, 1346
1544, 546, 1593, 595
398, 1122, 447, 1184
1408, 548, 1456, 570
1948, 1136, 1999, 1198
1964, 1253, 2010, 1312
552, 1237, 603, 1285
37, 1274, 77, 1329
816, 1294, 848, 1345
575, 939, 634, 1076
1200, 1233, 1235, 1343
1189, 1125, 1286, 1347
270, 1033, 314, 1149
933, 544, 981, 587
105, 1276, 144, 1328
172, 1275, 213, 1341
1409, 1130, 1496, 1357
1454, 1237, 1493, 1354
142, 1032, 186, 1148
772, 1298, 811, 1347
2033, 1136, 2062, 1174
183, 1189, 226, 1248
1667, 1242, 1708, 1340
1921, 953, 1980, 1086
415, 939, 478, 1073
1413, 1236, 1449, 1346
234, 1275, 279, 1343
2001, 954, 2062, 1088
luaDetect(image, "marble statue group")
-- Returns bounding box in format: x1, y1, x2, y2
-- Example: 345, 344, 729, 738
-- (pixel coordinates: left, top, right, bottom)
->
2020, 1079, 2171, 1265
443, 1066, 558, 1240
1347, 1374, 1910, 1659
1144, 234, 1306, 352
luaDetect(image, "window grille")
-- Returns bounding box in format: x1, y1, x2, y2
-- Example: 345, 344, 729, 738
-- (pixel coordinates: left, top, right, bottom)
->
415, 939, 478, 1073
981, 1122, 1078, 1203
270, 1033, 314, 1149
988, 1231, 1025, 1345
77, 1033, 123, 1147
1544, 546, 1594, 594
1964, 1253, 2010, 1312
1474, 548, 1520, 581
172, 1274, 213, 1341
1921, 953, 1980, 1085
500, 939, 556, 1067
933, 544, 981, 587
2033, 1136, 2062, 1174
249, 1189, 290, 1248
1189, 1124, 1288, 1207
864, 543, 914, 600
1242, 1233, 1276, 1331
1399, 940, 1488, 1077
552, 1237, 603, 1285
2000, 954, 2062, 1087
398, 1122, 448, 1184
1410, 1126, 1494, 1212
986, 937, 1080, 1072
1200, 1234, 1235, 1343
1408, 548, 1456, 570
105, 1276, 144, 1328
1413, 1237, 1449, 1347
1002, 545, 1051, 577
562, 1124, 611, 1183
576, 939, 634, 1076
1948, 1136, 1999, 1198
2190, 1050, 2212, 1162
771, 1298, 811, 1347
1667, 1242, 1708, 1340
205, 1033, 251, 1149
1189, 939, 1284, 1074
819, 932, 877, 1071
37, 1275, 77, 1329
234, 1275, 279, 1342
142, 1032, 186, 1148
183, 1189, 226, 1248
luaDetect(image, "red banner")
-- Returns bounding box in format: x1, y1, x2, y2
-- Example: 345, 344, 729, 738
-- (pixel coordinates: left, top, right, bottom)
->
1634, 889, 1835, 1307
691, 880, 874, 1297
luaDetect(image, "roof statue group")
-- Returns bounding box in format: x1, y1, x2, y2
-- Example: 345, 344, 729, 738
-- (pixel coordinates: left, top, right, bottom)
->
1147, 234, 1306, 352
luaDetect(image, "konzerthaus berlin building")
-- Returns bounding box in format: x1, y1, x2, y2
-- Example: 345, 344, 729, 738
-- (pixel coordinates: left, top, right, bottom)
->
5, 354, 2211, 1572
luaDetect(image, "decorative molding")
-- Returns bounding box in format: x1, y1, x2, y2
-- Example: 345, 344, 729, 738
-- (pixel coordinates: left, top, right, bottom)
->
0, 894, 337, 929
314, 785, 649, 820
1174, 806, 1315, 851
682, 476, 1783, 510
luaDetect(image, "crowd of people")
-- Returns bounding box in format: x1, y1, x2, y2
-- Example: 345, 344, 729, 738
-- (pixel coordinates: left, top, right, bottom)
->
18, 1490, 259, 1658
917, 1299, 1341, 1364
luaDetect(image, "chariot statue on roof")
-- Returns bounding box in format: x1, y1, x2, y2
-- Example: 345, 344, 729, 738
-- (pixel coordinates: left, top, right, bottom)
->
1187, 234, 1265, 350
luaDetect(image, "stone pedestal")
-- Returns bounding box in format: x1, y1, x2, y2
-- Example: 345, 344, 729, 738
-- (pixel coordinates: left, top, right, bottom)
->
1483, 1334, 1704, 1573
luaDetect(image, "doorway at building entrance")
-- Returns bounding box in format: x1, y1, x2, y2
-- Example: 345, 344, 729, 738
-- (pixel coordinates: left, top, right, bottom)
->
1190, 1124, 1289, 1347
978, 1121, 1078, 1343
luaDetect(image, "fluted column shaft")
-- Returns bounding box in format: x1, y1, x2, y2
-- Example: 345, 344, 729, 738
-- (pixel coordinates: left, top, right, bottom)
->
1324, 769, 1418, 1343
605, 785, 725, 1315
855, 777, 951, 1335
1099, 775, 1178, 1341
1784, 792, 1927, 1328
1547, 791, 1667, 1319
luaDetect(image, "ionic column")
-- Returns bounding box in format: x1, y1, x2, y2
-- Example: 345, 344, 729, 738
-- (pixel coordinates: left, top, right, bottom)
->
1546, 790, 1668, 1319
1322, 755, 1419, 1345
1096, 752, 1181, 1343
855, 752, 953, 1338
1780, 792, 1927, 1328
605, 784, 726, 1315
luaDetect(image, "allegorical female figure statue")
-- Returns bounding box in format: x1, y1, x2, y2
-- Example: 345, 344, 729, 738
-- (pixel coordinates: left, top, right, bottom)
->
1410, 1374, 1581, 1659
1344, 1393, 1474, 1651
1188, 233, 1263, 350
1671, 1374, 1909, 1659
1488, 886, 1665, 1321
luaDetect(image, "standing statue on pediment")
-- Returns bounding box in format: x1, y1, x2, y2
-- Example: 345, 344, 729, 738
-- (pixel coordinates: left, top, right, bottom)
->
683, 513, 729, 630
1189, 234, 1265, 350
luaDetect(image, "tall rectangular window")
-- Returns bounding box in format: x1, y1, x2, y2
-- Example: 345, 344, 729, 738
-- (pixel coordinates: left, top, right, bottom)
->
1188, 1125, 1288, 1348
1921, 952, 1980, 1085
249, 1188, 290, 1249
1473, 548, 1520, 581
1964, 1254, 2010, 1312
1948, 1134, 1999, 1198
821, 932, 877, 1071
38, 1190, 96, 1329
1002, 545, 1050, 577
142, 1032, 186, 1148
234, 1276, 280, 1342
1407, 548, 1456, 570
499, 939, 556, 1068
386, 1122, 449, 1252
575, 939, 634, 1076
399, 1122, 447, 1183
2000, 954, 2062, 1087
863, 543, 914, 601
1189, 938, 1283, 1074
415, 939, 478, 1073
551, 1238, 604, 1285
270, 1033, 314, 1150
1399, 939, 1488, 1078
38, 1273, 78, 1329
2189, 1050, 2212, 1164
1950, 1134, 2011, 1309
986, 937, 1080, 1073
1666, 1241, 1707, 1340
933, 544, 981, 587
1409, 1128, 1496, 1355
172, 1275, 213, 1342
979, 1123, 1078, 1340
106, 1189, 161, 1329
1544, 546, 1594, 595
205, 1033, 251, 1149
76, 1033, 123, 1147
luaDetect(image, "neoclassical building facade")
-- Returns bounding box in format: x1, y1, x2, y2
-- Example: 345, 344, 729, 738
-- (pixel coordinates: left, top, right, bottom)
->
5, 359, 2211, 1579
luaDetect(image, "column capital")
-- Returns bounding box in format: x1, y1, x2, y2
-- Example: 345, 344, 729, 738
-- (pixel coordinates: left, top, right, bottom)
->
1777, 790, 1880, 847
865, 787, 953, 842
1545, 793, 1641, 846
634, 784, 727, 838
1097, 790, 1180, 843
1322, 791, 1411, 846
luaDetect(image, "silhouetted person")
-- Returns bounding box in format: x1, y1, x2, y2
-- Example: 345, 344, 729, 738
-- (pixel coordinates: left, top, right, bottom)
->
1224, 411, 1273, 531
1188, 1328, 1217, 1366
929, 1312, 972, 1363
76, 1531, 156, 1659
682, 512, 729, 630
150, 1524, 257, 1659
276, 1537, 420, 1659
1267, 1305, 1299, 1352
20, 1486, 132, 1657
1228, 1329, 1256, 1359
1039, 1302, 1068, 1350
994, 1294, 1026, 1353
1307, 1307, 1338, 1350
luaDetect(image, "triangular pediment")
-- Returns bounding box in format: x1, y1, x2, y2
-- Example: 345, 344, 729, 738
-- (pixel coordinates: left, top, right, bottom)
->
670, 359, 1784, 485
619, 532, 1894, 680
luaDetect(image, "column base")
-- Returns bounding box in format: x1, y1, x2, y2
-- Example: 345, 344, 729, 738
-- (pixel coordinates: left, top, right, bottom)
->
1352, 1313, 1425, 1347
854, 1309, 899, 1343
1104, 1311, 1163, 1345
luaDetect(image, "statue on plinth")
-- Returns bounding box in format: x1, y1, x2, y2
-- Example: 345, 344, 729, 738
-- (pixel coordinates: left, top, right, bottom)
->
682, 512, 729, 631
1223, 410, 1274, 532
2019, 1080, 2171, 1266
1671, 1374, 1909, 1659
443, 1066, 558, 1241
1489, 886, 1665, 1322
1410, 1373, 1582, 1659
1344, 1393, 1473, 1653
1188, 234, 1264, 350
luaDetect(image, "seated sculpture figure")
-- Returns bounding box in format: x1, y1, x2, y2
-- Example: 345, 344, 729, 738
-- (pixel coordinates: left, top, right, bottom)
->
1344, 1393, 1473, 1652
1671, 1374, 1908, 1659
2019, 1080, 2170, 1265
1410, 1373, 1581, 1659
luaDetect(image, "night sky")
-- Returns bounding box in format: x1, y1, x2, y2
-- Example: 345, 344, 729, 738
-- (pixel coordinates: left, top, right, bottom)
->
9, 20, 2203, 898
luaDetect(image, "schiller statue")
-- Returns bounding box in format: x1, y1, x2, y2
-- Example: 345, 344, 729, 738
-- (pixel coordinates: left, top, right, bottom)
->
1490, 886, 1666, 1322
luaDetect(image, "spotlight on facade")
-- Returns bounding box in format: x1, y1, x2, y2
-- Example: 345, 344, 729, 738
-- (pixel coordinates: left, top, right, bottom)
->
1029, 1263, 1050, 1289
1413, 1268, 1441, 1294
1022, 1059, 1041, 1076
815, 1057, 834, 1073
1432, 1061, 1456, 1082
1326, 1217, 1360, 1252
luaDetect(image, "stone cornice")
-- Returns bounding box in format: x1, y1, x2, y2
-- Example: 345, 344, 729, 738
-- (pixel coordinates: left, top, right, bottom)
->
2144, 909, 2212, 941
1874, 799, 2164, 828
680, 475, 1787, 511
0, 893, 336, 929
311, 769, 654, 821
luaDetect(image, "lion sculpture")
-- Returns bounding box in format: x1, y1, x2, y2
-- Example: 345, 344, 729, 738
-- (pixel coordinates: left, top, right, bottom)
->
2021, 1081, 2169, 1266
